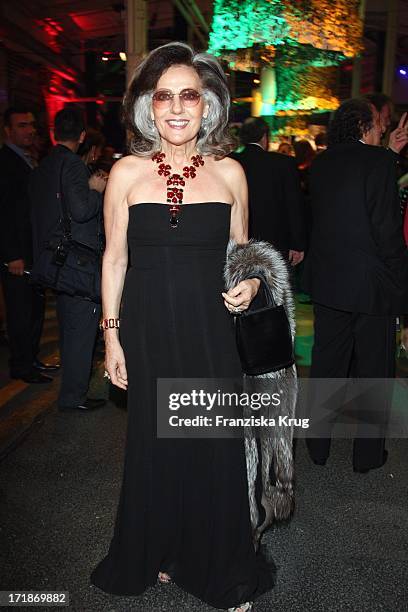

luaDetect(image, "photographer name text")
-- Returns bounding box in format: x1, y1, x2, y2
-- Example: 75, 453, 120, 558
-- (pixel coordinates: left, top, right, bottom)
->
168, 415, 309, 428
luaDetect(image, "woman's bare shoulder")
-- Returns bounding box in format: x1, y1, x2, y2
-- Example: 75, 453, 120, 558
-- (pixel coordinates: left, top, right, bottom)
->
213, 155, 245, 179
211, 157, 246, 195
109, 154, 151, 180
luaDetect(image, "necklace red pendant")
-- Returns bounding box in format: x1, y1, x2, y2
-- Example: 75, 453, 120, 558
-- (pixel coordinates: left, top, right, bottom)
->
152, 152, 205, 228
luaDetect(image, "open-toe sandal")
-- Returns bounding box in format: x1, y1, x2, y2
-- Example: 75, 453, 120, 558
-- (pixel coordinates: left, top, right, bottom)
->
157, 571, 172, 584
228, 602, 253, 612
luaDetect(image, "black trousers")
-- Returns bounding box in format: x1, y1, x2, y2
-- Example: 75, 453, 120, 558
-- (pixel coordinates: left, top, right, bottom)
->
56, 293, 101, 408
307, 303, 396, 471
0, 267, 45, 377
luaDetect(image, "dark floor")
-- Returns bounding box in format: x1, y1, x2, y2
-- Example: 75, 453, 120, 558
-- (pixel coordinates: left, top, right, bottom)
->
1, 404, 407, 612
0, 296, 407, 612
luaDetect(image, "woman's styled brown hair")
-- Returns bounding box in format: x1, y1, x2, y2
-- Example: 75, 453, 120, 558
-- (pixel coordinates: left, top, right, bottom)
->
122, 42, 234, 158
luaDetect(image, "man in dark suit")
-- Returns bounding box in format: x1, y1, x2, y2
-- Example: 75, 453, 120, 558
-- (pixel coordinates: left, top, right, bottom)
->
0, 106, 57, 383
30, 107, 107, 411
232, 117, 306, 265
303, 98, 408, 473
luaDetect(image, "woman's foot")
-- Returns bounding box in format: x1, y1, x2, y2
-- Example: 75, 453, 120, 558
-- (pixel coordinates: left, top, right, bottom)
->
228, 602, 253, 612
158, 571, 172, 584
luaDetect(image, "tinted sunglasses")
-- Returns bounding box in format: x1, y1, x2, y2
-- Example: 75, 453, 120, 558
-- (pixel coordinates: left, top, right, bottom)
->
152, 89, 202, 108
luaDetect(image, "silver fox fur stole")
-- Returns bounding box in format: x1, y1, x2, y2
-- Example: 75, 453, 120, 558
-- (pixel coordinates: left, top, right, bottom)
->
224, 239, 297, 550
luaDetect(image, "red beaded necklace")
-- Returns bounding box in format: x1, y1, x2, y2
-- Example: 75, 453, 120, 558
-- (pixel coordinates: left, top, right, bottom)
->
152, 151, 205, 228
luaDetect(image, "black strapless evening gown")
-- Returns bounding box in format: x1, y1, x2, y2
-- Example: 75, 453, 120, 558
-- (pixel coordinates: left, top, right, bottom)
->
91, 203, 275, 609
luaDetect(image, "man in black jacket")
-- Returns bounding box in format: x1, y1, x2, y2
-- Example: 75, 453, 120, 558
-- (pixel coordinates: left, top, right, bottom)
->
30, 107, 107, 411
232, 117, 306, 264
303, 99, 408, 473
0, 106, 56, 383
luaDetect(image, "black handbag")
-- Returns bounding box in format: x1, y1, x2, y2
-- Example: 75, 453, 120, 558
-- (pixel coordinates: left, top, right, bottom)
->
234, 278, 294, 375
30, 160, 102, 303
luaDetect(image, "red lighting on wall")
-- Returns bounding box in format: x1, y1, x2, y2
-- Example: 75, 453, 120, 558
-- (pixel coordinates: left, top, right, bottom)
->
37, 17, 64, 52
51, 69, 77, 84
43, 17, 63, 35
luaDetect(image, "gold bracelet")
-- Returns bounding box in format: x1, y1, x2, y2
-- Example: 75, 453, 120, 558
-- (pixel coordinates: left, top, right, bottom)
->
99, 317, 120, 330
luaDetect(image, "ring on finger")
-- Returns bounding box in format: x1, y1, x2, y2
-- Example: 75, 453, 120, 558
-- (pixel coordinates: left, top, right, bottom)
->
104, 370, 111, 381
232, 306, 242, 314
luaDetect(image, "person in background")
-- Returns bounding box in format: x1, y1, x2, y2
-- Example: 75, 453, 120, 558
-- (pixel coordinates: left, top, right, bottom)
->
77, 128, 105, 173
98, 144, 116, 173
365, 101, 408, 367
294, 139, 316, 197
400, 167, 408, 360
401, 174, 408, 244
304, 98, 408, 473
362, 92, 392, 137
362, 93, 408, 159
314, 132, 327, 153
30, 129, 52, 164
0, 106, 58, 383
232, 117, 306, 265
30, 107, 107, 411
78, 128, 109, 256
277, 141, 295, 156
294, 139, 316, 300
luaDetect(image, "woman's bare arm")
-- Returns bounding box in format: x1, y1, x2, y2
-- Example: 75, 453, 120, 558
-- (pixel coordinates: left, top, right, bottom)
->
102, 158, 134, 389
229, 158, 248, 244
221, 159, 260, 311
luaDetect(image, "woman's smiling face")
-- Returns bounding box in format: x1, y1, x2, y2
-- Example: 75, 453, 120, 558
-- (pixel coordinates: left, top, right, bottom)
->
151, 64, 207, 148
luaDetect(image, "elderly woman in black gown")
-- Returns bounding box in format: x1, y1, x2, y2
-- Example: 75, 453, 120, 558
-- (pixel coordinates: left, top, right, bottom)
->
91, 42, 294, 612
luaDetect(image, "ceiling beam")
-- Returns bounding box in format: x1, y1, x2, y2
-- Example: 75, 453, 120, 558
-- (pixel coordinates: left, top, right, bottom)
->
180, 0, 209, 33
172, 0, 207, 47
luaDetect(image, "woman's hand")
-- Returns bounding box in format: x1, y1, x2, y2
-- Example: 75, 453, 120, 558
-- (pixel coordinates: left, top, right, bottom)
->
105, 337, 128, 390
222, 278, 260, 313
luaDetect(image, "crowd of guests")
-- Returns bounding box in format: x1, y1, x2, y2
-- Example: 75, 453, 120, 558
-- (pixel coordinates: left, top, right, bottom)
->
234, 95, 408, 473
0, 92, 407, 437
0, 106, 117, 410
